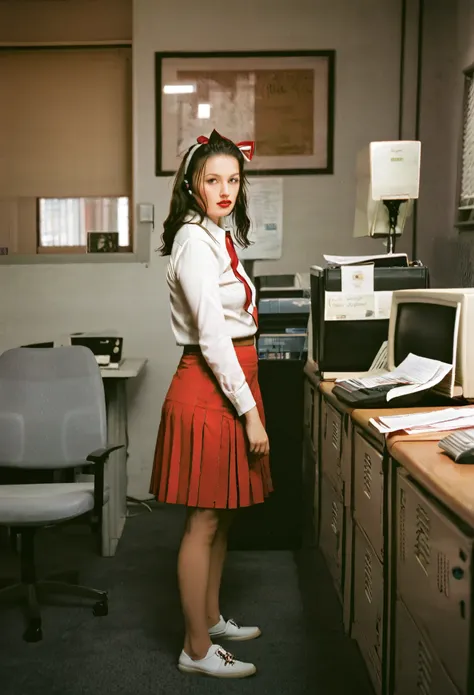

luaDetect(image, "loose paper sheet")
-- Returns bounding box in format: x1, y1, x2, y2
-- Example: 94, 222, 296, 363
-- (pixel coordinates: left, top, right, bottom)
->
370, 407, 474, 434
239, 177, 283, 260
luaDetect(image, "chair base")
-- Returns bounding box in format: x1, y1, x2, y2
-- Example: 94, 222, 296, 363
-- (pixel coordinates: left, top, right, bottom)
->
0, 579, 108, 642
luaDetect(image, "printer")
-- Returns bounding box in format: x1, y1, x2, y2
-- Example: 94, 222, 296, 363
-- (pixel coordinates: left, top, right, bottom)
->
69, 332, 123, 368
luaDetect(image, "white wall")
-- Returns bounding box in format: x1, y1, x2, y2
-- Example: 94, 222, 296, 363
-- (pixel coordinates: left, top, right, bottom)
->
0, 0, 411, 496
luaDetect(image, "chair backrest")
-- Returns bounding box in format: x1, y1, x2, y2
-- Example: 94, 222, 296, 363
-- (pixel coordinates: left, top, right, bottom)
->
0, 346, 107, 469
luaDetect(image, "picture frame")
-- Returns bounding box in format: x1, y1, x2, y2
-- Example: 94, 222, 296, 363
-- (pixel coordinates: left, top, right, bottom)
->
86, 232, 119, 253
155, 50, 335, 177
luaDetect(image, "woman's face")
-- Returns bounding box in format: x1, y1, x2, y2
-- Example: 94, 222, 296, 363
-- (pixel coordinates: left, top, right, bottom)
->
194, 154, 240, 224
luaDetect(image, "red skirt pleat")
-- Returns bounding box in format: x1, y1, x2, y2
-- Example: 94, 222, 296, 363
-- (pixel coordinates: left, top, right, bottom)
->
149, 345, 273, 509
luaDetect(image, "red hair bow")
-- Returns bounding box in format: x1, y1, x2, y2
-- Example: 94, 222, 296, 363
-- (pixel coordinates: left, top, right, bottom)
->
196, 132, 255, 162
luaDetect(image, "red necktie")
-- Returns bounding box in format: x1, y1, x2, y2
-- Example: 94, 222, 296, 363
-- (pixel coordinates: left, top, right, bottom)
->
225, 231, 258, 327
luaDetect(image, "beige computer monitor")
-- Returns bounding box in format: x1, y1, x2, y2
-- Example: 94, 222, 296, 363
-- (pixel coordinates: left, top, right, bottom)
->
388, 288, 474, 399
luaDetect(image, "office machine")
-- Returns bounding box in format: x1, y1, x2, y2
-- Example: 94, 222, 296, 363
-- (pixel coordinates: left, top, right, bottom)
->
388, 288, 474, 400
334, 288, 474, 407
69, 333, 123, 368
439, 428, 474, 464
228, 274, 310, 551
310, 263, 429, 377
353, 140, 421, 252
256, 273, 310, 360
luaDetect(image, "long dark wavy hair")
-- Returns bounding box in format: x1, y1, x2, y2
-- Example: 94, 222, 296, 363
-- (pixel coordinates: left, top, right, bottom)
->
159, 130, 252, 256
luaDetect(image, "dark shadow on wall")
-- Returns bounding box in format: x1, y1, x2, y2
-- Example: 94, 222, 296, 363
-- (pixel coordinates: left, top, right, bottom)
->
432, 234, 474, 287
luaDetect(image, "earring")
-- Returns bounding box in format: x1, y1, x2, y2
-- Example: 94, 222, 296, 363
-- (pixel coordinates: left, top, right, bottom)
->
184, 179, 193, 196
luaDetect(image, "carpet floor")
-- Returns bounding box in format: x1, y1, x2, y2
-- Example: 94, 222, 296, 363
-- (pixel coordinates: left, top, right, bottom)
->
0, 503, 373, 694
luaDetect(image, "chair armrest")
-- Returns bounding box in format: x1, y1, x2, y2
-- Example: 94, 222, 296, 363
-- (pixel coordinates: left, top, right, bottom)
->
88, 445, 124, 545
86, 445, 124, 465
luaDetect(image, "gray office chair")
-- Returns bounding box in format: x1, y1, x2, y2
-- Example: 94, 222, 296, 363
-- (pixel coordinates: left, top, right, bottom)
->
0, 346, 122, 642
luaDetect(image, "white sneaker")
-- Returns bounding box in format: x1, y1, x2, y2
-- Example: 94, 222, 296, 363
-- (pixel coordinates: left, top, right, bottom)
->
178, 644, 256, 678
209, 615, 261, 641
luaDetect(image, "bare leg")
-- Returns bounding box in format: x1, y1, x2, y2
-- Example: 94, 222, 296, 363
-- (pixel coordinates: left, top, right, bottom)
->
206, 510, 237, 628
179, 508, 219, 660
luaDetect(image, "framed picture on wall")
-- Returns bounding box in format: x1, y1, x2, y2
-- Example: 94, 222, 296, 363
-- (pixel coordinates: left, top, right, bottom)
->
155, 50, 336, 176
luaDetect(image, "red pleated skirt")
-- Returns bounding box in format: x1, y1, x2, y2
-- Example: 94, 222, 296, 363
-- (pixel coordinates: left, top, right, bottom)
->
149, 345, 273, 509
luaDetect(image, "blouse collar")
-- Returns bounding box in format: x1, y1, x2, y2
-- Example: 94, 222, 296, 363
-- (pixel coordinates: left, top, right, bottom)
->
185, 212, 229, 241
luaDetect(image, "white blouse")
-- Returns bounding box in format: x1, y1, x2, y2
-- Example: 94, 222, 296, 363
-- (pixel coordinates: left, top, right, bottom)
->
167, 215, 258, 417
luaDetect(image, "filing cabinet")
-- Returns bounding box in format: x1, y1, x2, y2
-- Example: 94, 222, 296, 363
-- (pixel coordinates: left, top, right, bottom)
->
352, 523, 384, 695
319, 391, 354, 625
321, 400, 343, 495
308, 377, 474, 695
312, 386, 321, 541
353, 430, 385, 562
319, 472, 344, 600
394, 598, 458, 695
302, 378, 320, 545
396, 471, 473, 695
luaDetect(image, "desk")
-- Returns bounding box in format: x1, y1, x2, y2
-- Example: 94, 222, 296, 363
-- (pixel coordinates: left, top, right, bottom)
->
77, 358, 147, 557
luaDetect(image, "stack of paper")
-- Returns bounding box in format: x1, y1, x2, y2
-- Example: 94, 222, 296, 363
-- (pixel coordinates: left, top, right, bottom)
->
370, 408, 474, 435
336, 353, 453, 402
323, 253, 408, 267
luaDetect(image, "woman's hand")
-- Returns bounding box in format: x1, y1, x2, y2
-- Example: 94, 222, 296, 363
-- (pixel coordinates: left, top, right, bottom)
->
244, 406, 270, 457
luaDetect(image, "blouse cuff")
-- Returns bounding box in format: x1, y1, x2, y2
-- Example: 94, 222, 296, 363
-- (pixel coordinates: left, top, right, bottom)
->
231, 382, 257, 417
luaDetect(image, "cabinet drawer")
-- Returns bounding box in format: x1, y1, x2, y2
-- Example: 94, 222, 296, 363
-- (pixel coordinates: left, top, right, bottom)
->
397, 471, 473, 695
321, 400, 343, 494
352, 523, 384, 695
394, 599, 459, 695
319, 473, 344, 600
353, 431, 384, 562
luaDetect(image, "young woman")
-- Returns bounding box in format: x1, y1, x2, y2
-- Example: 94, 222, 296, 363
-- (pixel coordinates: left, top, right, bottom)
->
150, 130, 273, 678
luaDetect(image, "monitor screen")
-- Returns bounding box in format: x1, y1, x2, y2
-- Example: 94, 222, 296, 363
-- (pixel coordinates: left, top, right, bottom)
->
394, 302, 457, 366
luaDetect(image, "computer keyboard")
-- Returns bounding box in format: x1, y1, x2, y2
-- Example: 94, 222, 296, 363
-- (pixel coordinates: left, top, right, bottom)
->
332, 382, 399, 408
438, 428, 474, 464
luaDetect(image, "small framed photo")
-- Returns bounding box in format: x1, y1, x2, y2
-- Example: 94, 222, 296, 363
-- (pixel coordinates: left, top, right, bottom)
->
87, 232, 119, 253
155, 50, 336, 176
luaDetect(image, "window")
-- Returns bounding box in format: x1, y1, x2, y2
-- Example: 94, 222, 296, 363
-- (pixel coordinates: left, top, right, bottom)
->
0, 46, 132, 257
457, 66, 474, 227
38, 197, 130, 251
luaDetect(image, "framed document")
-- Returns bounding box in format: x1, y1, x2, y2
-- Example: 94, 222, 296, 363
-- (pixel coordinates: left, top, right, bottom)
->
155, 50, 335, 176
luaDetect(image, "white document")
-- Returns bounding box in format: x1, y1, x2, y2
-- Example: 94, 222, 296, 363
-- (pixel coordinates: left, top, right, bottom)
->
385, 355, 452, 402
325, 292, 376, 320
239, 178, 283, 260
374, 291, 393, 319
324, 290, 393, 321
370, 407, 474, 434
323, 252, 408, 266
341, 264, 374, 294
336, 353, 453, 403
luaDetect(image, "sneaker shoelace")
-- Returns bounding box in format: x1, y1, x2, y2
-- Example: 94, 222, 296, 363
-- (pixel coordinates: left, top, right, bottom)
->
216, 648, 236, 666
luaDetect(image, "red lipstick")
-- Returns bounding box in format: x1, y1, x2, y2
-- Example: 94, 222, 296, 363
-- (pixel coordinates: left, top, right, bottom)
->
217, 201, 232, 208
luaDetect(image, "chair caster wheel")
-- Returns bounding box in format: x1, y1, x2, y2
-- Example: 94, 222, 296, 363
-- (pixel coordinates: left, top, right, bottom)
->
24, 621, 43, 643
93, 599, 108, 617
